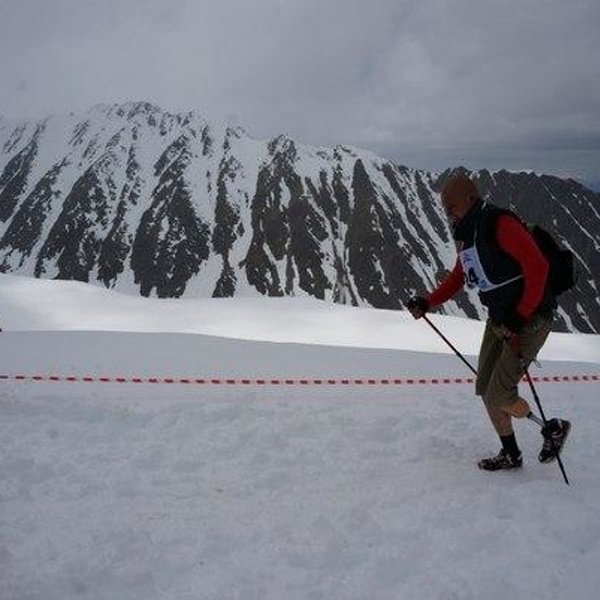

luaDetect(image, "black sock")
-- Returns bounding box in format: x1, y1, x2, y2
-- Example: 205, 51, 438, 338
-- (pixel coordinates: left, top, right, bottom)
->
500, 433, 521, 459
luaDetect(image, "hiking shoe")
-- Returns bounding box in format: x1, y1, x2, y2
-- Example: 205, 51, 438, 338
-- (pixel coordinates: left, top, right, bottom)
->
539, 419, 571, 463
478, 449, 523, 471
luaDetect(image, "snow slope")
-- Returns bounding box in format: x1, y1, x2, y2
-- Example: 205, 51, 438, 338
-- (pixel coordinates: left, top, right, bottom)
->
2, 273, 600, 362
1, 274, 600, 600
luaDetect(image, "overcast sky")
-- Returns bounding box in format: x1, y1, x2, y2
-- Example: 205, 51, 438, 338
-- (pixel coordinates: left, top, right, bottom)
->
1, 0, 599, 185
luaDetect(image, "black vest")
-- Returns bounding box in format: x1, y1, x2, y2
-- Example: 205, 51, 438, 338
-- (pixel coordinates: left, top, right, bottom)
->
453, 200, 553, 323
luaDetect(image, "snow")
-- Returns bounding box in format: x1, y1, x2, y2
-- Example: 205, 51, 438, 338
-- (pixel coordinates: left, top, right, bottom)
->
1, 274, 600, 600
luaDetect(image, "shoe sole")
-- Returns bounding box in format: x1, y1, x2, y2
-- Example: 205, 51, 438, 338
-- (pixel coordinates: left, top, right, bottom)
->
477, 458, 523, 471
478, 464, 523, 471
539, 421, 571, 464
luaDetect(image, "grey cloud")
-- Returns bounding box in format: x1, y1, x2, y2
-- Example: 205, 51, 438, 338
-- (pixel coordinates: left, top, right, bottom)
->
0, 0, 598, 182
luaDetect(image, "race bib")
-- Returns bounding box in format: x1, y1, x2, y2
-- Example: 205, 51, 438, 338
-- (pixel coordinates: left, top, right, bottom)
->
458, 246, 522, 292
459, 246, 494, 291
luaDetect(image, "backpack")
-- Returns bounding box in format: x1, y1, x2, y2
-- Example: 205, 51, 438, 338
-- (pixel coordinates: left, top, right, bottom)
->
527, 224, 577, 296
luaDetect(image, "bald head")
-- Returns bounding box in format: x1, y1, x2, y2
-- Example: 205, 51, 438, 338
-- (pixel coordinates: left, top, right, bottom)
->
441, 175, 481, 225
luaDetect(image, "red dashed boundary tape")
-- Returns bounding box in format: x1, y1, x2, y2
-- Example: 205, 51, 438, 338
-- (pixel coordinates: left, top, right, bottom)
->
1, 374, 599, 385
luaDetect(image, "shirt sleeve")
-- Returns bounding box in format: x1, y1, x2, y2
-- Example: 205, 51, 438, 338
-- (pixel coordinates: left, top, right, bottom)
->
495, 214, 549, 320
427, 259, 464, 307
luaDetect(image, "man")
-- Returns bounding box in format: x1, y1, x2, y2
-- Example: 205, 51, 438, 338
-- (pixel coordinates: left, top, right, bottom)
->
407, 174, 570, 471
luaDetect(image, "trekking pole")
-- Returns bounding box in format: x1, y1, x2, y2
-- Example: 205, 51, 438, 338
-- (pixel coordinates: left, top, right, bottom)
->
521, 362, 570, 486
422, 315, 478, 376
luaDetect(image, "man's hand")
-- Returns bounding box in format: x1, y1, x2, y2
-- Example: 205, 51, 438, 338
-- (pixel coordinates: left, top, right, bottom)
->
498, 311, 527, 355
500, 311, 526, 334
406, 297, 429, 319
499, 326, 521, 355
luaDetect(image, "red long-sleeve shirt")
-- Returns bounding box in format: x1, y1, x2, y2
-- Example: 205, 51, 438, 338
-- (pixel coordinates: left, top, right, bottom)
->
427, 215, 549, 320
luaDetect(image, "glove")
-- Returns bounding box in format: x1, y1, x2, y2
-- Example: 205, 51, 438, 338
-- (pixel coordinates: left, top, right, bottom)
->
406, 296, 429, 319
503, 331, 521, 355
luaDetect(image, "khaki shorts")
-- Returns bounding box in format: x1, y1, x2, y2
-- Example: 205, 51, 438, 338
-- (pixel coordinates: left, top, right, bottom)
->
476, 312, 553, 408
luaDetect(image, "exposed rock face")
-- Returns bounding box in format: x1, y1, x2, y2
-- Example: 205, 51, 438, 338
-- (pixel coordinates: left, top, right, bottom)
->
1, 102, 599, 332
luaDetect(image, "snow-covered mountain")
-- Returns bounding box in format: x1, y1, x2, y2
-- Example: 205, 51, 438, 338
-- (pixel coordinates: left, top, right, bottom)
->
1, 102, 599, 332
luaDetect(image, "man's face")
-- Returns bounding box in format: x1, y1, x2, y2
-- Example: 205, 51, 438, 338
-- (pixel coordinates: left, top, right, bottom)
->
442, 192, 475, 225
